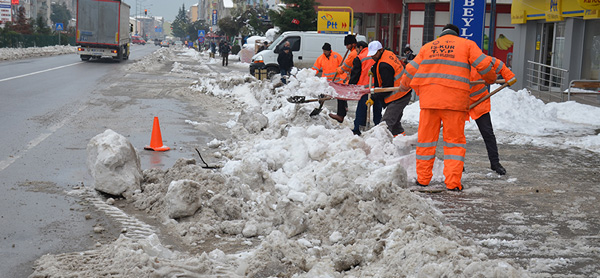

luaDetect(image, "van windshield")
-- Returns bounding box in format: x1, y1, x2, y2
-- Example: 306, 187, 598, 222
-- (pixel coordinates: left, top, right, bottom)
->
268, 35, 285, 50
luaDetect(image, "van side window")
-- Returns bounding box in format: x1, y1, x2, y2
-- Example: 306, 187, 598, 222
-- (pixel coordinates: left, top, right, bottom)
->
288, 37, 300, 51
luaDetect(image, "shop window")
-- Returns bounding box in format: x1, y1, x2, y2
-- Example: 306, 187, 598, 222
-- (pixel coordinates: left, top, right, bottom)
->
366, 14, 376, 28
582, 20, 600, 80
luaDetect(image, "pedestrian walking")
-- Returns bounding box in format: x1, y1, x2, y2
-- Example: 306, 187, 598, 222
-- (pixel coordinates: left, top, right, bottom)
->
329, 35, 358, 123
277, 45, 294, 84
400, 24, 517, 191
221, 41, 231, 66
368, 41, 412, 137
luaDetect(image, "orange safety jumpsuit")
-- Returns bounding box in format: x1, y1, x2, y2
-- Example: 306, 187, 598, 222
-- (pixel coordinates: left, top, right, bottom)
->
356, 47, 375, 86
401, 34, 513, 190
339, 46, 358, 81
312, 51, 346, 83
468, 58, 516, 120
374, 50, 410, 103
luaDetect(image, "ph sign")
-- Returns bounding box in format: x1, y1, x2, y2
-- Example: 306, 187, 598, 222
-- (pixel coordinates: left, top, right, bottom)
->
450, 0, 485, 49
317, 11, 350, 34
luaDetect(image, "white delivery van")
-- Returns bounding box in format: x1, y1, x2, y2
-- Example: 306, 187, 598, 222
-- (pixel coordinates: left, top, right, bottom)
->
249, 31, 367, 78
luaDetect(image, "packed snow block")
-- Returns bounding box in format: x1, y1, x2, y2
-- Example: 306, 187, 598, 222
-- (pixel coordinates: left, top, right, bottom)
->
164, 179, 203, 219
87, 129, 142, 198
238, 107, 268, 134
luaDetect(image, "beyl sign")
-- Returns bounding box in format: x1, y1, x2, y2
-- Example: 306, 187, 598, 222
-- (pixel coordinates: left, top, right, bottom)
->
450, 0, 486, 49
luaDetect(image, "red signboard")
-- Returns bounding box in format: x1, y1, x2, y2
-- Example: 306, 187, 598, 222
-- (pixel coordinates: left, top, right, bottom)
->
12, 0, 18, 5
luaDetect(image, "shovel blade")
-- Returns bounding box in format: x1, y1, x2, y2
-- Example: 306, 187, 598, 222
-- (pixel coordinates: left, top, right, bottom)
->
310, 108, 322, 116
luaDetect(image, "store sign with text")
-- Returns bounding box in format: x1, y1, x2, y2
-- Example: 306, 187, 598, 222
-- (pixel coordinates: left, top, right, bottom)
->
450, 0, 486, 48
0, 0, 11, 24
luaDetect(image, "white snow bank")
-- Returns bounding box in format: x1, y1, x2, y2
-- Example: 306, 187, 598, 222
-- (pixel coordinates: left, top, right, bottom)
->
0, 45, 76, 61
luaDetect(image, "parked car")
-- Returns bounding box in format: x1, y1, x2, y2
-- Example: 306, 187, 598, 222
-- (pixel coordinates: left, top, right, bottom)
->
174, 41, 183, 46
160, 40, 169, 47
154, 39, 161, 46
132, 36, 146, 45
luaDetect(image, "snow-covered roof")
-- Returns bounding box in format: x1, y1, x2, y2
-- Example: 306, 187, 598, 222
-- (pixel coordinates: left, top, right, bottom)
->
223, 0, 234, 8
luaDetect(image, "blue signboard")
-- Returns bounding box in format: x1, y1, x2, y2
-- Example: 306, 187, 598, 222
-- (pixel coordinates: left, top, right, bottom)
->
212, 10, 218, 25
198, 30, 205, 38
450, 0, 486, 49
55, 23, 64, 31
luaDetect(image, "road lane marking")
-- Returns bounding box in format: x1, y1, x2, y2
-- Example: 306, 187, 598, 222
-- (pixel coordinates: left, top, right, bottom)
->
0, 62, 84, 82
0, 103, 89, 172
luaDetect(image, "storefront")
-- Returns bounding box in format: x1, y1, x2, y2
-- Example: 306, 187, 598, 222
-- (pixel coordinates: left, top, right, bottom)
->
511, 0, 600, 90
316, 0, 404, 53
403, 2, 514, 63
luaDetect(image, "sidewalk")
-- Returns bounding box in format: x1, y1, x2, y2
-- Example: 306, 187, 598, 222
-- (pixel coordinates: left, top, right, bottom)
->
425, 128, 600, 277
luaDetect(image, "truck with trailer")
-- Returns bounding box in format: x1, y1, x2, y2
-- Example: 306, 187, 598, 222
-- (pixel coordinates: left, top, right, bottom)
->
76, 0, 131, 62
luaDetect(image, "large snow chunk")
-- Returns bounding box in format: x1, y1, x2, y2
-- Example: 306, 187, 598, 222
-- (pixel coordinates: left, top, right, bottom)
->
238, 107, 268, 134
86, 129, 142, 198
165, 179, 203, 219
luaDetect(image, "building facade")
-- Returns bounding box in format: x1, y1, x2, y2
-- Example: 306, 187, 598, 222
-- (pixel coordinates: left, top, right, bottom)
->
511, 0, 600, 92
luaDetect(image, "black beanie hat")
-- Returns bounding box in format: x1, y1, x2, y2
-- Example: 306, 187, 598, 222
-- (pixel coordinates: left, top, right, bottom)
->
441, 24, 460, 36
344, 35, 357, 45
322, 43, 332, 51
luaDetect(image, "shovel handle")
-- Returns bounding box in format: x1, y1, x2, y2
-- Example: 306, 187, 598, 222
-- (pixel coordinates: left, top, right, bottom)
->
470, 79, 506, 85
469, 83, 510, 110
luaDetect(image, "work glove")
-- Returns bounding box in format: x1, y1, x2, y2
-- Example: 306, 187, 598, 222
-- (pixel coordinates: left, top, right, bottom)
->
507, 76, 517, 86
336, 67, 344, 75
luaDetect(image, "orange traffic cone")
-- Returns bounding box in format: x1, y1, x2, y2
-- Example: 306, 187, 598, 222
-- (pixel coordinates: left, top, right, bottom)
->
144, 117, 170, 151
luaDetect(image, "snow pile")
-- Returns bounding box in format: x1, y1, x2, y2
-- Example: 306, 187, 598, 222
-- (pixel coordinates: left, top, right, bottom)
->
31, 46, 600, 277
125, 47, 171, 72
86, 129, 142, 198
0, 45, 76, 60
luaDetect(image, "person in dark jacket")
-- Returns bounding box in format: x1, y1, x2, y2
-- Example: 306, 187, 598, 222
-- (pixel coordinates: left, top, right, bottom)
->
277, 45, 294, 84
221, 41, 231, 66
403, 44, 415, 60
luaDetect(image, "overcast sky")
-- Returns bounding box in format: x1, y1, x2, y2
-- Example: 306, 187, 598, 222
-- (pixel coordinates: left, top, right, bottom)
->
130, 0, 201, 22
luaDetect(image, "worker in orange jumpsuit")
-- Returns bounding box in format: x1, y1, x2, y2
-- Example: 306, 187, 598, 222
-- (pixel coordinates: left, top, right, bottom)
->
350, 41, 378, 135
311, 43, 345, 83
329, 35, 358, 123
468, 59, 515, 175
368, 41, 412, 137
400, 24, 517, 191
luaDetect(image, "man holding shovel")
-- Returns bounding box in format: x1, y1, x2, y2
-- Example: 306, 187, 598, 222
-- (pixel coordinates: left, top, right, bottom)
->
310, 43, 346, 116
400, 24, 517, 191
329, 35, 358, 123
468, 59, 515, 175
369, 41, 412, 137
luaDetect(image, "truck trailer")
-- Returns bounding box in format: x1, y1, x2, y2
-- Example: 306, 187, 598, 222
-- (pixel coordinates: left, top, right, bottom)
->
76, 0, 131, 61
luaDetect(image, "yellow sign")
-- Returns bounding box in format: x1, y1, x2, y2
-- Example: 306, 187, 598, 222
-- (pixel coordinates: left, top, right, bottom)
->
536, 41, 541, 50
578, 0, 600, 10
584, 8, 600, 18
317, 11, 350, 34
546, 0, 563, 21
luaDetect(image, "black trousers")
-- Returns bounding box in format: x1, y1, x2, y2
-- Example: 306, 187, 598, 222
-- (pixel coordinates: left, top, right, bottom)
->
381, 91, 411, 136
336, 99, 348, 117
222, 54, 228, 66
475, 112, 500, 166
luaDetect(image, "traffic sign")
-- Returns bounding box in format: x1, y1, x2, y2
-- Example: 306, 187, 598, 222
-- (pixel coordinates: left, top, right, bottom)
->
198, 30, 205, 38
198, 37, 205, 44
55, 23, 64, 31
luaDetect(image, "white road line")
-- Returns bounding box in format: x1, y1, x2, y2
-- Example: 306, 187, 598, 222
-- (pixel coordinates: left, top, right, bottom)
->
0, 62, 84, 82
0, 103, 89, 172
